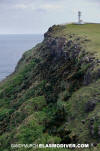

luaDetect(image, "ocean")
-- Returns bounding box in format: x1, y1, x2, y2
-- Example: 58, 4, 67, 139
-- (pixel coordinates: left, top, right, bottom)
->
0, 34, 43, 81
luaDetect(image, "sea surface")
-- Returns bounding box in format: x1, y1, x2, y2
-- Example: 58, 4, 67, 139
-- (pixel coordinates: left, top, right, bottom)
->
0, 34, 43, 81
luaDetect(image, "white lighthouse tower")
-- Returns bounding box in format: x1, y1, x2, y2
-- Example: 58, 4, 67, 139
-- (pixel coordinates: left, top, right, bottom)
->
77, 11, 84, 24
78, 11, 81, 24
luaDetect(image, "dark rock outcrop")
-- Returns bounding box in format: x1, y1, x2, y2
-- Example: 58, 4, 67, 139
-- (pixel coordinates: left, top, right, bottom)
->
85, 100, 97, 113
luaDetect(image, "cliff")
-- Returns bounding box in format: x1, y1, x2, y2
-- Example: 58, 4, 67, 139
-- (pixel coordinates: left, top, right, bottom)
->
0, 24, 100, 151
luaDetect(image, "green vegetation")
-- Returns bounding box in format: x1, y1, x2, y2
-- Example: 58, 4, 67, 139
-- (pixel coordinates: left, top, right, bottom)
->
51, 24, 100, 58
1, 23, 100, 151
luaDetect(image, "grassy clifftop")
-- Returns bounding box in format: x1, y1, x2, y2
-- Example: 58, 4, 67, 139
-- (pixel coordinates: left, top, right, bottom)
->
0, 24, 100, 151
48, 24, 100, 58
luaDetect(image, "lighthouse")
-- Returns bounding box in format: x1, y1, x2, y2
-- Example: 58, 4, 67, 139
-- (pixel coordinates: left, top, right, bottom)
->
78, 11, 81, 24
77, 11, 84, 24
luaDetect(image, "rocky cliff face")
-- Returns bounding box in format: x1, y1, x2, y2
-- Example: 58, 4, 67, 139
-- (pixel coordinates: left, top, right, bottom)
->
0, 24, 100, 151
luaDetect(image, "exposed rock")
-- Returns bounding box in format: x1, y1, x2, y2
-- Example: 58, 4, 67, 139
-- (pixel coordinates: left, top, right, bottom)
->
81, 120, 85, 124
66, 40, 73, 47
93, 143, 97, 147
90, 117, 95, 124
44, 25, 61, 39
83, 71, 92, 85
97, 59, 100, 63
98, 126, 100, 137
85, 100, 96, 113
44, 37, 66, 58
76, 37, 80, 41
90, 125, 94, 136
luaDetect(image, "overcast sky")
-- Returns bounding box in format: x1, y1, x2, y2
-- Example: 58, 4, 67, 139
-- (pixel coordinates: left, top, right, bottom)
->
0, 0, 100, 34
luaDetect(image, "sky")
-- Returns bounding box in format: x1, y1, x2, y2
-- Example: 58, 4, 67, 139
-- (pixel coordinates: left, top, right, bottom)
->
0, 0, 100, 34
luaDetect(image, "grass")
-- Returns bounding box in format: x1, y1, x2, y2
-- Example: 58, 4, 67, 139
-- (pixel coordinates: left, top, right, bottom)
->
62, 79, 100, 143
52, 24, 100, 59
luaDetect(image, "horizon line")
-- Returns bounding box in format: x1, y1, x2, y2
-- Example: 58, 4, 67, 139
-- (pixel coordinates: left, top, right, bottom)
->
0, 33, 44, 35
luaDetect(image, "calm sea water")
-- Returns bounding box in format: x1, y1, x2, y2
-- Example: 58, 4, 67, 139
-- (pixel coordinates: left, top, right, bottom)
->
0, 34, 43, 81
